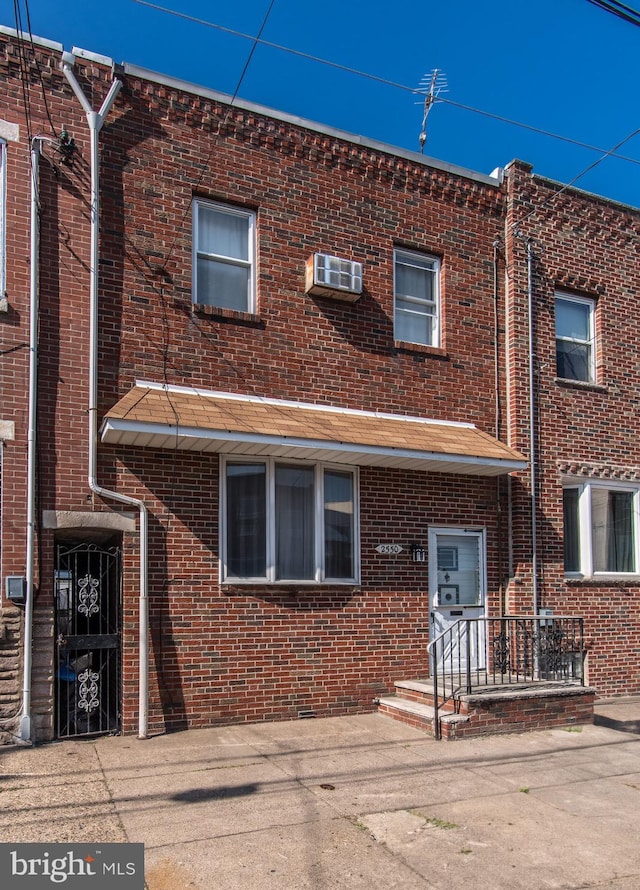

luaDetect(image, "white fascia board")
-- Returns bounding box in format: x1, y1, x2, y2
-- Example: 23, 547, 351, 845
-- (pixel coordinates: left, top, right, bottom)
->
101, 417, 527, 473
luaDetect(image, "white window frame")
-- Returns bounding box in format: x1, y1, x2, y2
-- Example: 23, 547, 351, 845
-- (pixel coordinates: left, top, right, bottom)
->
563, 480, 640, 577
220, 457, 360, 585
0, 140, 6, 299
394, 248, 441, 347
192, 200, 256, 311
555, 292, 595, 383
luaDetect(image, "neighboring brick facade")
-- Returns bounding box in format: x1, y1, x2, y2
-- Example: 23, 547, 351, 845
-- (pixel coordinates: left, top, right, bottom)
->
505, 161, 640, 697
1, 28, 639, 742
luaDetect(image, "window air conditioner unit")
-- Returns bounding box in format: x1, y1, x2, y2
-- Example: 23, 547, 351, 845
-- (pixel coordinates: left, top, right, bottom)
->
305, 253, 363, 302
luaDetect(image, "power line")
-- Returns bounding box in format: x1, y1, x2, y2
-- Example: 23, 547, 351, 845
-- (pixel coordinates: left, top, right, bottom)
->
227, 0, 276, 105
514, 125, 640, 229
13, 0, 58, 137
132, 0, 640, 168
439, 97, 640, 168
585, 0, 640, 27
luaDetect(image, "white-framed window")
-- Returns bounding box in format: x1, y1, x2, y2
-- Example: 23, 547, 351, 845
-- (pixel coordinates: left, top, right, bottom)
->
0, 139, 6, 299
193, 200, 255, 311
221, 458, 359, 584
394, 248, 440, 347
563, 482, 640, 575
555, 292, 595, 382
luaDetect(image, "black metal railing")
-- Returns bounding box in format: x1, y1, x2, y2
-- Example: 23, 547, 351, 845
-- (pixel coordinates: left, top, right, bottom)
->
426, 615, 584, 740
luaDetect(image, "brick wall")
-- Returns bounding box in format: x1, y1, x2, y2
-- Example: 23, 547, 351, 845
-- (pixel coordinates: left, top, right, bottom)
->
116, 451, 502, 734
505, 160, 640, 696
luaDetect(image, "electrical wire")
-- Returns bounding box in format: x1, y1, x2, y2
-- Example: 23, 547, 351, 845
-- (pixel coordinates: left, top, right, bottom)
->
13, 0, 34, 145
584, 0, 640, 27
13, 0, 58, 138
513, 125, 640, 229
132, 0, 640, 168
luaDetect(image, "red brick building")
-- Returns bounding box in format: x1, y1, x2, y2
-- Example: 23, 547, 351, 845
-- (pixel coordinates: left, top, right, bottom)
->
0, 27, 637, 742
504, 161, 640, 698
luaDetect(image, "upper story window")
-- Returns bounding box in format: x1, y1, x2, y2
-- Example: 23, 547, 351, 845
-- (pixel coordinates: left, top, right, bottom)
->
394, 248, 441, 347
193, 200, 255, 312
563, 482, 639, 575
222, 458, 359, 584
555, 293, 595, 382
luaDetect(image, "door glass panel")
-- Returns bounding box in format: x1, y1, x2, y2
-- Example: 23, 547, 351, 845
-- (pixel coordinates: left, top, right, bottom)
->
436, 534, 481, 606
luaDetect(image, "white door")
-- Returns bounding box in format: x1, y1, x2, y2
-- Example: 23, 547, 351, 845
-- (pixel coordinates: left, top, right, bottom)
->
429, 528, 486, 671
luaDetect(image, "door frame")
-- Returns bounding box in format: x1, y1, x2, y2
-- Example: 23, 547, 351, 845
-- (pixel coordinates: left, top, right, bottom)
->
54, 539, 122, 738
428, 526, 487, 669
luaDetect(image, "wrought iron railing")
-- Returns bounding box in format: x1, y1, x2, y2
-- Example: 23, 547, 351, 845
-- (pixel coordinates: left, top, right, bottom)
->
426, 615, 584, 740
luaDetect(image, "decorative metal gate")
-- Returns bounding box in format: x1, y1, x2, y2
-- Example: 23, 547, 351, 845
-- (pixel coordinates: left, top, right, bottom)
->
55, 542, 122, 738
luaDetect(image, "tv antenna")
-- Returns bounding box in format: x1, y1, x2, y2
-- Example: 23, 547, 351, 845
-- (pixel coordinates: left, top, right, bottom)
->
416, 69, 448, 153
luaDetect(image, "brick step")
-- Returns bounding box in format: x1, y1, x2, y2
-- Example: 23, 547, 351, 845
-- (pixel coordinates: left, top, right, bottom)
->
379, 678, 596, 741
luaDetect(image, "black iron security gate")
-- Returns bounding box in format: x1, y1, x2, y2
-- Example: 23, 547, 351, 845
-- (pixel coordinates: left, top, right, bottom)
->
55, 542, 122, 738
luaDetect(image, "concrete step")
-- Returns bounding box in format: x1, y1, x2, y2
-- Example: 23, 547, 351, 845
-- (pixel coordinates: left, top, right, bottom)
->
377, 695, 471, 739
377, 696, 437, 734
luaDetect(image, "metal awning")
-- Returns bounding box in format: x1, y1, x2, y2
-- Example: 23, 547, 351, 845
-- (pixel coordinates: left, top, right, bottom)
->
100, 382, 527, 477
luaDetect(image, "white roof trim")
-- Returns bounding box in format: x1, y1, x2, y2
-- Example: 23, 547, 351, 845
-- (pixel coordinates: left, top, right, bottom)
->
101, 417, 527, 476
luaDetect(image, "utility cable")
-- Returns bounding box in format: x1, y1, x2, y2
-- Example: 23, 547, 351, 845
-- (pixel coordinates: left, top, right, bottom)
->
13, 0, 34, 145
513, 125, 640, 230
584, 0, 640, 27
12, 0, 58, 138
132, 0, 640, 168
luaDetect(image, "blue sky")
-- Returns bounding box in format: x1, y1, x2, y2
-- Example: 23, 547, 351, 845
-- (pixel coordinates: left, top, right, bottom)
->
6, 0, 640, 208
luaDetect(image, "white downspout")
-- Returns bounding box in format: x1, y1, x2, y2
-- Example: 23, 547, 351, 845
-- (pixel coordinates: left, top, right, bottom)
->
526, 239, 539, 616
61, 54, 149, 739
20, 137, 43, 742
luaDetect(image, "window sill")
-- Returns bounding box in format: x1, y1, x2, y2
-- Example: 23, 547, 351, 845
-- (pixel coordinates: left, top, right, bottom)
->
393, 340, 448, 359
192, 303, 262, 326
222, 580, 361, 589
565, 574, 640, 587
555, 377, 608, 394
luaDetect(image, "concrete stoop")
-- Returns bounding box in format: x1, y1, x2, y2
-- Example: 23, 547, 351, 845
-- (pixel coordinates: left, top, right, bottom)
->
378, 677, 596, 740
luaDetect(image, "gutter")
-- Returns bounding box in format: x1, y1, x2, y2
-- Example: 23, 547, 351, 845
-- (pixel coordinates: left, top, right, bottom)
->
61, 54, 149, 739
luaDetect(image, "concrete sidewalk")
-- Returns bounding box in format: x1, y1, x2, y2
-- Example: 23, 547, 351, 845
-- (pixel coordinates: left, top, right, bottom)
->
1, 701, 640, 889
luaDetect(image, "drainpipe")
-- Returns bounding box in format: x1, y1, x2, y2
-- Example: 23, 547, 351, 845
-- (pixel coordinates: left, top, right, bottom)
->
526, 238, 539, 616
492, 240, 501, 441
19, 137, 44, 742
61, 54, 149, 739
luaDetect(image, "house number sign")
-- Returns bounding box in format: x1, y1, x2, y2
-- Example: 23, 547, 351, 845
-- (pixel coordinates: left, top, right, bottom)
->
375, 544, 404, 554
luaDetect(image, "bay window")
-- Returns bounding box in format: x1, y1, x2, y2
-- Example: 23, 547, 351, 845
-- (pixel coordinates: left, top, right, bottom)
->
223, 459, 358, 583
563, 483, 639, 575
